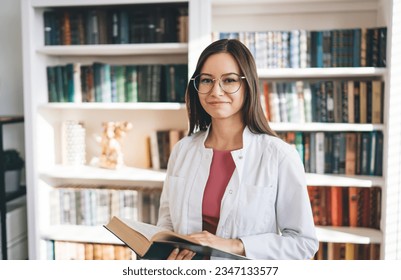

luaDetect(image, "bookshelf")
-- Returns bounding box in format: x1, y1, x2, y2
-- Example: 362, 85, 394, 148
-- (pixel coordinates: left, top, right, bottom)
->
21, 0, 210, 259
21, 0, 401, 260
208, 0, 401, 259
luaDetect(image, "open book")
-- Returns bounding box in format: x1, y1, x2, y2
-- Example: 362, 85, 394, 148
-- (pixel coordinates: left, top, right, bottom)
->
104, 216, 248, 260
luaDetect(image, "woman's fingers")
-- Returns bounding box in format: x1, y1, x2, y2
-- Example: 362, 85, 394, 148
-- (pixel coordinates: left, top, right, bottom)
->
166, 248, 180, 260
177, 249, 196, 260
167, 248, 196, 260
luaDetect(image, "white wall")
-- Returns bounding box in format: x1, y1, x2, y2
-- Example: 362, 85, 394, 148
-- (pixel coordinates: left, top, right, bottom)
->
0, 0, 25, 159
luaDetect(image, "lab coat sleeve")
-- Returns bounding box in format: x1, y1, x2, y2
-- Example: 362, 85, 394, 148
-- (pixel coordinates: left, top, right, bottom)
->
155, 140, 180, 231
240, 147, 319, 259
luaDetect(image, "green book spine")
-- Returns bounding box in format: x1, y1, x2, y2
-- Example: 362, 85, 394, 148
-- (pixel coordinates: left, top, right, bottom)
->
115, 65, 126, 102
125, 65, 138, 102
46, 66, 58, 102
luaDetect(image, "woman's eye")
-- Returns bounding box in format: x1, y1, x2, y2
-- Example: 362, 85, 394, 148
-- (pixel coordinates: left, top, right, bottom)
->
201, 78, 213, 84
223, 78, 236, 84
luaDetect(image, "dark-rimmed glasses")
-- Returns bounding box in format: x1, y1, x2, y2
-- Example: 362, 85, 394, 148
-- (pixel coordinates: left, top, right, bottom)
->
191, 73, 246, 94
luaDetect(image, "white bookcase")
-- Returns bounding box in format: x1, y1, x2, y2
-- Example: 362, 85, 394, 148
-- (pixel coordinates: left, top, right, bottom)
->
22, 0, 401, 260
21, 0, 210, 260
209, 0, 401, 259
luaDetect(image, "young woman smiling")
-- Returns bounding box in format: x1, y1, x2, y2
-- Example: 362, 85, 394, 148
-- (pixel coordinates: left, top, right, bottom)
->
156, 39, 318, 260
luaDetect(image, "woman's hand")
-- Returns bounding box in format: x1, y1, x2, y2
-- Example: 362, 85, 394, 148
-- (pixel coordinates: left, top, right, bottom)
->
189, 231, 245, 256
166, 248, 196, 260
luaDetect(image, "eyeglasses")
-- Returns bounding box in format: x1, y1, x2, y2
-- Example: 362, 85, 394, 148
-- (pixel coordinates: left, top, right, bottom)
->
191, 73, 246, 94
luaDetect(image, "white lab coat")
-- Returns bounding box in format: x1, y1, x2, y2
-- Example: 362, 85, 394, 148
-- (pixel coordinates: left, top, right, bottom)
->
157, 126, 319, 260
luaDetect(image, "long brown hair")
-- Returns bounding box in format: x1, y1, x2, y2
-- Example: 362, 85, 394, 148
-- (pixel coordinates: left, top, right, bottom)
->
185, 38, 277, 137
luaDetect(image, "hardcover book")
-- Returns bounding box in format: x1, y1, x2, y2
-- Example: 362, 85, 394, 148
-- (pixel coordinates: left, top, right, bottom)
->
104, 216, 248, 260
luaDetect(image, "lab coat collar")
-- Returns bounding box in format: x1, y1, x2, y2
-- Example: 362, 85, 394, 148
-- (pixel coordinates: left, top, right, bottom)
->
200, 125, 253, 149
199, 125, 254, 184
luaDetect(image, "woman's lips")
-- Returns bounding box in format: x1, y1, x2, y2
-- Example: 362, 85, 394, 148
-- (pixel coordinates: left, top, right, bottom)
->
207, 101, 230, 105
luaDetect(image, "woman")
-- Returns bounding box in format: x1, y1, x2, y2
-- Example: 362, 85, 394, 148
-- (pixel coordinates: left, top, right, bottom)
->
157, 38, 318, 260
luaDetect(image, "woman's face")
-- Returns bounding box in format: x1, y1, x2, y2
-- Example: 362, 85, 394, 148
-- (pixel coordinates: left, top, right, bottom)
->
197, 53, 245, 122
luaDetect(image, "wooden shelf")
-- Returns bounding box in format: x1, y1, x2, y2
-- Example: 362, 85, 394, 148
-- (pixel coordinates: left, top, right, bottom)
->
315, 226, 382, 244
39, 165, 383, 188
305, 173, 383, 187
33, 0, 188, 8
270, 122, 384, 132
41, 225, 122, 244
258, 67, 386, 79
36, 43, 188, 56
41, 225, 383, 247
39, 102, 186, 111
40, 165, 166, 188
212, 0, 378, 15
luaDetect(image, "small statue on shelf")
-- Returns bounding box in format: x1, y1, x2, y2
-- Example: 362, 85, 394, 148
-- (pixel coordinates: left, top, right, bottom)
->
99, 121, 132, 170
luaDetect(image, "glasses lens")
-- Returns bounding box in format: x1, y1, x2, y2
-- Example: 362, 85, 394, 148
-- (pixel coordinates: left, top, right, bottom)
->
220, 73, 242, 94
194, 74, 214, 94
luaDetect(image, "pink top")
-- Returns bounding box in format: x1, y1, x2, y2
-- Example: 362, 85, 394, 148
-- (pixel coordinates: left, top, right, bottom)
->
202, 149, 236, 234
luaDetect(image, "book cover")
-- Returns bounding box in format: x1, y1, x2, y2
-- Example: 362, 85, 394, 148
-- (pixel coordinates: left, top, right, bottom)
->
44, 11, 55, 45
345, 243, 357, 260
371, 80, 383, 124
333, 80, 343, 123
268, 82, 280, 122
318, 187, 329, 226
374, 132, 383, 176
348, 187, 359, 227
353, 81, 360, 123
369, 187, 382, 229
61, 10, 72, 45
352, 28, 361, 67
360, 28, 367, 67
287, 82, 301, 123
359, 81, 367, 123
315, 132, 325, 174
360, 188, 371, 227
347, 80, 355, 123
303, 82, 312, 123
46, 66, 58, 102
378, 27, 387, 67
303, 133, 311, 172
104, 216, 249, 260
307, 186, 321, 225
330, 186, 343, 226
261, 81, 270, 121
360, 132, 370, 175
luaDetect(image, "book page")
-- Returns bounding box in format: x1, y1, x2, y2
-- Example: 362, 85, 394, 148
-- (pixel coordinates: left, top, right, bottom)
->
119, 217, 200, 244
121, 218, 166, 241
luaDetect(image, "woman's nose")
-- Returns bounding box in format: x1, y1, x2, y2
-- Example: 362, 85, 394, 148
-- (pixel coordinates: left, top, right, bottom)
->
209, 79, 224, 96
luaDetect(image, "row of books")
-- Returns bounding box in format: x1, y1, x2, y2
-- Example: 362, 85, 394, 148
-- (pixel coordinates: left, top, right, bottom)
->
43, 3, 188, 45
214, 27, 387, 68
46, 63, 188, 103
43, 235, 381, 260
45, 240, 381, 260
149, 129, 187, 170
314, 242, 380, 260
50, 186, 161, 227
260, 79, 384, 124
44, 234, 381, 260
150, 129, 383, 176
278, 131, 383, 176
42, 240, 135, 260
307, 186, 381, 228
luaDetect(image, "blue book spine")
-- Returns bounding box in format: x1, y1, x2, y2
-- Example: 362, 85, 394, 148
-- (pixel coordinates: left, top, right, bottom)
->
315, 31, 324, 68
353, 29, 361, 67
